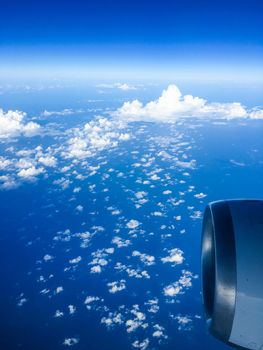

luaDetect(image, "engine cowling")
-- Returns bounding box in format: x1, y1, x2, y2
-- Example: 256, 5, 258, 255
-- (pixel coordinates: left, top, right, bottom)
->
201, 200, 263, 350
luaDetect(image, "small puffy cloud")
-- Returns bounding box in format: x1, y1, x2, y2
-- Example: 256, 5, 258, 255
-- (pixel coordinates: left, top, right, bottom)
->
0, 175, 18, 190
145, 298, 159, 314
116, 83, 137, 91
38, 156, 57, 167
55, 286, 63, 294
43, 254, 54, 262
161, 248, 184, 266
152, 324, 167, 339
163, 270, 197, 297
101, 312, 124, 328
68, 305, 76, 315
112, 236, 131, 248
107, 279, 126, 293
17, 297, 27, 307
84, 296, 100, 305
54, 310, 64, 318
132, 251, 155, 266
63, 338, 79, 346
69, 256, 82, 264
194, 192, 207, 199
132, 339, 149, 350
174, 315, 193, 331
75, 205, 84, 212
126, 219, 140, 229
90, 265, 102, 274
249, 108, 263, 119
17, 166, 44, 179
0, 157, 11, 170
0, 108, 40, 138
114, 84, 263, 122
115, 263, 150, 279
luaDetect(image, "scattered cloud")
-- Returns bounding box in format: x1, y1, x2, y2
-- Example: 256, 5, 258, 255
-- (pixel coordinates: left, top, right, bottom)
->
126, 219, 141, 229
161, 248, 184, 266
132, 251, 155, 266
101, 312, 124, 328
38, 155, 57, 167
132, 339, 149, 350
62, 118, 130, 160
41, 108, 85, 117
163, 270, 198, 297
63, 338, 79, 346
17, 166, 45, 179
97, 83, 137, 91
174, 315, 193, 331
107, 280, 126, 293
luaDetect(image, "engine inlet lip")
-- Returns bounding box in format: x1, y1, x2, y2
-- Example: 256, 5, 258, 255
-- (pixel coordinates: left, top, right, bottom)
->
201, 200, 237, 344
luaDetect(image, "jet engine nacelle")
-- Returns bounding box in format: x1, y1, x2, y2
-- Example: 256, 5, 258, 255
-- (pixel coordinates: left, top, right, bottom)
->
201, 200, 263, 350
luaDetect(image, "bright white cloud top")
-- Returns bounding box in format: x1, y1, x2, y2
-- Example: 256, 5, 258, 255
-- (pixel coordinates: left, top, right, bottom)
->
0, 108, 40, 138
115, 84, 262, 122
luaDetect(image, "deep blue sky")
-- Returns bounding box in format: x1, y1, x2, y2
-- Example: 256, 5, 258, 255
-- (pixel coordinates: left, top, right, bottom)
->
0, 0, 263, 81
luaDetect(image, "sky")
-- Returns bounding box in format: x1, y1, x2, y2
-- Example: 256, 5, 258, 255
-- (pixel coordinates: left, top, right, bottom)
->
0, 0, 263, 81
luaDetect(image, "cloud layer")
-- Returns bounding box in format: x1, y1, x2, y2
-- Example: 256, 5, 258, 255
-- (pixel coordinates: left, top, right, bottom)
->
115, 84, 262, 122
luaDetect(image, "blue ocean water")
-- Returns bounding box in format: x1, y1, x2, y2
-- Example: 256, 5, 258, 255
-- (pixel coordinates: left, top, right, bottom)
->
0, 83, 263, 350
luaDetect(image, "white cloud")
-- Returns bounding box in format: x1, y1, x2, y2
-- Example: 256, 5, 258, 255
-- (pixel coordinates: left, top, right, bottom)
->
132, 251, 155, 266
107, 279, 126, 293
0, 108, 40, 138
97, 83, 137, 91
174, 315, 193, 331
75, 205, 84, 212
152, 324, 167, 339
17, 166, 44, 179
90, 265, 102, 274
249, 108, 263, 119
63, 338, 79, 346
114, 84, 263, 122
69, 256, 82, 264
117, 83, 137, 91
54, 310, 64, 318
38, 156, 57, 167
112, 236, 131, 248
0, 157, 11, 170
115, 263, 150, 279
84, 296, 100, 305
132, 339, 149, 350
0, 175, 18, 190
126, 219, 140, 229
55, 286, 63, 294
163, 270, 197, 297
194, 192, 207, 199
68, 305, 76, 315
161, 248, 184, 266
42, 108, 83, 117
63, 118, 130, 160
84, 295, 102, 310
101, 312, 124, 328
43, 254, 54, 262
17, 297, 27, 307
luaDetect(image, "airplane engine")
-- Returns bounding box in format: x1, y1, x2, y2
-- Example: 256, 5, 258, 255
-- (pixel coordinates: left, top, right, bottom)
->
201, 200, 263, 350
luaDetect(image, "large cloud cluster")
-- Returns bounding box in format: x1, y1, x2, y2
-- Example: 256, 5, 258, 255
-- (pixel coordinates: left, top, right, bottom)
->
115, 84, 262, 122
0, 108, 40, 138
63, 117, 130, 159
